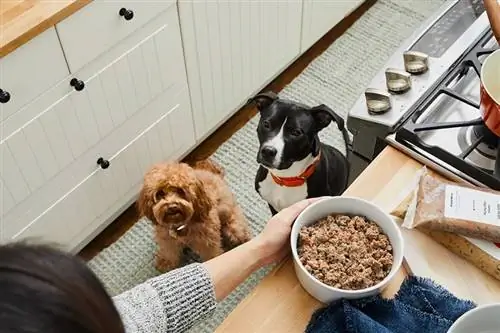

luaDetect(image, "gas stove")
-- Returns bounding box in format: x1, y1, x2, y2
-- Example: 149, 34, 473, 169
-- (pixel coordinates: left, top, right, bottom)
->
347, 0, 500, 189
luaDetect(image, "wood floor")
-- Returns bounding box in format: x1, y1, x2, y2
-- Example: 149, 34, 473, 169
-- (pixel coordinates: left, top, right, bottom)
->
79, 0, 376, 261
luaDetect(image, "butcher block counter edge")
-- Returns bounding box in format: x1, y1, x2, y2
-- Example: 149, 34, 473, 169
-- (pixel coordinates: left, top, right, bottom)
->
214, 146, 440, 333
0, 0, 92, 58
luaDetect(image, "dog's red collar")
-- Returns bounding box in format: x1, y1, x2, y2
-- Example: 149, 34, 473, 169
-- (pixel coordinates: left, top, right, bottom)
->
270, 153, 321, 187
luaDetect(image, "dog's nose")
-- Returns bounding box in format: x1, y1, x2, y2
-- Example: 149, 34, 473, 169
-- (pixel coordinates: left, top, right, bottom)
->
261, 146, 277, 159
166, 205, 182, 215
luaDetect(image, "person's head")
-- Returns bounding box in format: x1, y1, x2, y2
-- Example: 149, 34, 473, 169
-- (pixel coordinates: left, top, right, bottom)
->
0, 242, 124, 333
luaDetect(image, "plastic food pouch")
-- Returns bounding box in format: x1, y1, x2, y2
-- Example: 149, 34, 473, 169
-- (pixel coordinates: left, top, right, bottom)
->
403, 168, 500, 243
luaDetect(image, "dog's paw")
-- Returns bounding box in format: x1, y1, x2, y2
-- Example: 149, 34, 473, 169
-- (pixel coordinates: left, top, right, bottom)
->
192, 159, 225, 177
237, 230, 253, 244
222, 230, 252, 251
154, 255, 177, 273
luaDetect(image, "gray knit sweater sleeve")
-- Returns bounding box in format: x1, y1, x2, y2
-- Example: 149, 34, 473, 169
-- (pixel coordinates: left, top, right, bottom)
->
112, 263, 217, 333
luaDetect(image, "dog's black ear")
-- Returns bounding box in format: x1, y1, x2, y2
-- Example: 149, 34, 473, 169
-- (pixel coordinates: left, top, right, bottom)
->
247, 91, 278, 111
310, 104, 345, 132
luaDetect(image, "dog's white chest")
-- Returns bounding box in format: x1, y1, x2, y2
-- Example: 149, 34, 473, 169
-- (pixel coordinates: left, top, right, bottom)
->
258, 173, 308, 212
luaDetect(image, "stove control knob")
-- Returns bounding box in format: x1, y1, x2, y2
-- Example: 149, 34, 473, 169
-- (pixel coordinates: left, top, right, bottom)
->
365, 88, 391, 114
403, 51, 429, 74
385, 68, 411, 93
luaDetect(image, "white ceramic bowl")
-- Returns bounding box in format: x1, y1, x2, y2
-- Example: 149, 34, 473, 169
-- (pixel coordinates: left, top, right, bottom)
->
447, 304, 500, 333
290, 196, 404, 304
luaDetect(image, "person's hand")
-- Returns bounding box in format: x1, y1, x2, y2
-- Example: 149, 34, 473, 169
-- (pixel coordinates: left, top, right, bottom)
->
253, 197, 328, 266
203, 197, 329, 302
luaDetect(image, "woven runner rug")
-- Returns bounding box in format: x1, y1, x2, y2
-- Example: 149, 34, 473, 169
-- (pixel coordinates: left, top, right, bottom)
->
88, 1, 446, 331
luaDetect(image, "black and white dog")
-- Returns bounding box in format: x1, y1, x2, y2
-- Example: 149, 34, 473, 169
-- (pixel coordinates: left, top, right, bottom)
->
249, 91, 350, 215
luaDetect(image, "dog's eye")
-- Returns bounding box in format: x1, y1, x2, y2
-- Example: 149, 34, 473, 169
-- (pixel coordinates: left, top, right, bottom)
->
262, 120, 271, 130
174, 187, 185, 197
290, 128, 302, 137
155, 189, 165, 201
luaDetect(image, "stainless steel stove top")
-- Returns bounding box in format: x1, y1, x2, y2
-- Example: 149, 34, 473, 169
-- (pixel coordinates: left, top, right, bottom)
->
347, 0, 500, 189
348, 0, 492, 129
393, 27, 499, 189
415, 36, 498, 172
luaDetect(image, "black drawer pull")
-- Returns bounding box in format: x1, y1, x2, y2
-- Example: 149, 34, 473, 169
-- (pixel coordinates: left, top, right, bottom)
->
70, 78, 85, 91
119, 8, 134, 20
97, 157, 110, 169
0, 89, 11, 104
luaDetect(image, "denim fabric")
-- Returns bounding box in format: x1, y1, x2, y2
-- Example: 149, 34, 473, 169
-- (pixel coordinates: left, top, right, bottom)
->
306, 277, 476, 333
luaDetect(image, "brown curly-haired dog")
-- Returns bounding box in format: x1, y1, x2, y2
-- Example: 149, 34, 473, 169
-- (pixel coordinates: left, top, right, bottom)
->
137, 159, 252, 272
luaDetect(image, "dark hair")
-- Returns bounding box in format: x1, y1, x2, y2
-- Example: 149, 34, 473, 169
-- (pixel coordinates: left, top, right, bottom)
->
0, 242, 124, 333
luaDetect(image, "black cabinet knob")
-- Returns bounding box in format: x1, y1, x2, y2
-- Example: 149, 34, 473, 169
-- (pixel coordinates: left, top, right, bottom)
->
97, 157, 110, 169
70, 78, 85, 91
0, 89, 11, 103
119, 8, 134, 20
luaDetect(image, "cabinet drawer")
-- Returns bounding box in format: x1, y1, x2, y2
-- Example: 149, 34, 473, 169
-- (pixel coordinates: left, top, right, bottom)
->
0, 28, 69, 122
5, 88, 195, 247
56, 0, 175, 72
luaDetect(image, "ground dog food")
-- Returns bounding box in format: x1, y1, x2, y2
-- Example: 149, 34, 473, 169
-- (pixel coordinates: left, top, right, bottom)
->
298, 214, 393, 290
403, 168, 500, 243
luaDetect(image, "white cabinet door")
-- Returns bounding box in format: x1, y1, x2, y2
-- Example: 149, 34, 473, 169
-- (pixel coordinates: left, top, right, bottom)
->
301, 0, 364, 52
178, 0, 302, 141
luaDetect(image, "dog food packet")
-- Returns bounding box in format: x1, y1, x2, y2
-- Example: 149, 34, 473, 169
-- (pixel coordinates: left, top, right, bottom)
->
403, 167, 500, 243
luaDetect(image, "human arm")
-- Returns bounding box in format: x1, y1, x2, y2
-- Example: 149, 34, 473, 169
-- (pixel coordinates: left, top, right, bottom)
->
112, 198, 321, 333
203, 197, 322, 301
485, 0, 500, 44
113, 263, 216, 333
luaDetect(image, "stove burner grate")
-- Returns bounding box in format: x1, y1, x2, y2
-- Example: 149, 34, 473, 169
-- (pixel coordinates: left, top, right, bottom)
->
396, 30, 500, 189
472, 123, 498, 149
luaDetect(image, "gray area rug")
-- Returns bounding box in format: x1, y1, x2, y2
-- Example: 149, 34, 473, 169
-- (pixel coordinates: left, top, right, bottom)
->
88, 0, 445, 331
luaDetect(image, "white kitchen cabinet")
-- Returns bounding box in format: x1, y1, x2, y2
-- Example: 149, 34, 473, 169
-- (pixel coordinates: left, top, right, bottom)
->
0, 16, 184, 217
0, 5, 194, 249
301, 0, 364, 52
178, 0, 303, 141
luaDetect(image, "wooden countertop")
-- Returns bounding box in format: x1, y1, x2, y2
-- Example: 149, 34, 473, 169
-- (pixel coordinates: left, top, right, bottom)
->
216, 146, 500, 333
0, 0, 91, 58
